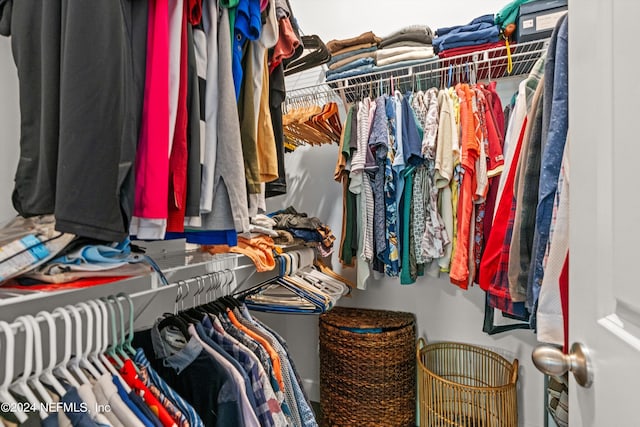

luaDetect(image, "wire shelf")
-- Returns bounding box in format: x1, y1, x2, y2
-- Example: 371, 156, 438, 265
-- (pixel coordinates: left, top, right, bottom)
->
285, 38, 549, 104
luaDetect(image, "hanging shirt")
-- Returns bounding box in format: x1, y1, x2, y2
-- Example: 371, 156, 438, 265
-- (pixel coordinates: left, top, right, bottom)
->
92, 374, 145, 427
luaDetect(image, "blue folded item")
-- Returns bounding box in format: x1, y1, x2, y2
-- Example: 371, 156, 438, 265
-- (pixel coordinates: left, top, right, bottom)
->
52, 238, 139, 265
325, 57, 376, 78
325, 64, 376, 81
327, 46, 378, 66
175, 230, 238, 246
288, 228, 323, 242
436, 14, 495, 36
433, 24, 500, 52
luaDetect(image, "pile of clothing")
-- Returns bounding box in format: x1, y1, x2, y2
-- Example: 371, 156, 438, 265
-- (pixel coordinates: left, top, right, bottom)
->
325, 26, 436, 82
433, 14, 502, 57
270, 207, 336, 257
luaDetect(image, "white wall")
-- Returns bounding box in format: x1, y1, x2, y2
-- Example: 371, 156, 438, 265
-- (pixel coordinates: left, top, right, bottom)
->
262, 3, 546, 427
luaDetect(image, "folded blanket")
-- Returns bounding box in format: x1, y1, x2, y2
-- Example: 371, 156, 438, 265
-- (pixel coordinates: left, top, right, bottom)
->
331, 42, 377, 57
326, 57, 376, 78
326, 31, 382, 53
380, 25, 433, 48
329, 50, 377, 70
436, 14, 494, 36
381, 40, 433, 50
327, 45, 377, 67
376, 46, 434, 61
437, 40, 507, 58
433, 23, 500, 52
376, 48, 435, 67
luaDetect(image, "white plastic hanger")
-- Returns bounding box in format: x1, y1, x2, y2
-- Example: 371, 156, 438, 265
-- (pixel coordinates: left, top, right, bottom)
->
10, 316, 48, 420
86, 300, 109, 375
96, 299, 132, 393
0, 320, 28, 423
22, 315, 55, 407
76, 302, 102, 380
52, 307, 81, 388
65, 304, 91, 384
36, 310, 67, 396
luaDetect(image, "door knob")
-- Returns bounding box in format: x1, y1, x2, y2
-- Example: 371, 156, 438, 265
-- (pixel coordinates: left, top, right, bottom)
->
532, 342, 593, 388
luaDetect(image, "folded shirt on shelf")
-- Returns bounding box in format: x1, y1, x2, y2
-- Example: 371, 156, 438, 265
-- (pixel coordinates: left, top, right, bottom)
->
328, 49, 377, 70
379, 25, 434, 48
437, 40, 508, 59
380, 40, 433, 50
325, 57, 375, 78
326, 31, 382, 53
325, 57, 438, 82
433, 14, 500, 53
330, 42, 377, 58
375, 46, 435, 66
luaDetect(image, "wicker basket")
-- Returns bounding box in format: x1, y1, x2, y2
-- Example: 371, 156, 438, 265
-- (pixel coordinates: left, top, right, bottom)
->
417, 339, 519, 427
319, 307, 416, 427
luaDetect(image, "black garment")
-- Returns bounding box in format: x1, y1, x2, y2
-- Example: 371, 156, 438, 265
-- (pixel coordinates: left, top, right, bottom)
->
265, 63, 286, 197
185, 23, 202, 218
129, 392, 163, 427
133, 328, 241, 427
2, 0, 147, 242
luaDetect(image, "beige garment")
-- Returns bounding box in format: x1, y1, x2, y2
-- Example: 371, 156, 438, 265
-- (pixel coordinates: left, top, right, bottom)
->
508, 76, 545, 301
93, 374, 146, 427
328, 50, 376, 70
77, 383, 115, 427
435, 89, 456, 188
375, 45, 433, 60
375, 48, 434, 66
326, 31, 381, 53
256, 51, 278, 183
331, 42, 376, 57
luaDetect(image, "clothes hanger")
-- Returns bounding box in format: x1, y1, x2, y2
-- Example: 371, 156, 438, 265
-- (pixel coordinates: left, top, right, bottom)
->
115, 293, 138, 358
22, 315, 55, 407
107, 295, 135, 366
51, 307, 81, 388
85, 300, 110, 375
99, 296, 125, 369
156, 283, 191, 339
76, 302, 102, 380
0, 321, 29, 423
10, 316, 48, 420
65, 304, 92, 384
95, 299, 132, 392
35, 311, 67, 396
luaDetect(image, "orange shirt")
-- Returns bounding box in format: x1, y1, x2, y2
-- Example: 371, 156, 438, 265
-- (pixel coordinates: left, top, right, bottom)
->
226, 309, 285, 390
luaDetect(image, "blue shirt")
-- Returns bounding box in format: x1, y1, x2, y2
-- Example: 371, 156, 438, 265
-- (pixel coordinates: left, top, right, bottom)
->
528, 14, 569, 316
112, 376, 156, 427
232, 0, 261, 99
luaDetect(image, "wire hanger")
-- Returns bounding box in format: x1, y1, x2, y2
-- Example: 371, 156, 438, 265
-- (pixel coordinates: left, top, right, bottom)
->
22, 315, 55, 408
35, 310, 67, 396
10, 316, 48, 420
52, 306, 81, 388
0, 321, 29, 423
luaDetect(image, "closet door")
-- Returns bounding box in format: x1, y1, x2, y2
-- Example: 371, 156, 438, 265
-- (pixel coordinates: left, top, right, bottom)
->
566, 0, 640, 425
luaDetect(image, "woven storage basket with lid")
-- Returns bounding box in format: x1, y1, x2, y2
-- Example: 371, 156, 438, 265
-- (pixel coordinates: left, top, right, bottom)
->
417, 339, 519, 427
319, 306, 416, 427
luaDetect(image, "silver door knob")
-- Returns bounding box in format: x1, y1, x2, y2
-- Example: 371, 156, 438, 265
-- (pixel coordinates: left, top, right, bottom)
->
532, 342, 593, 388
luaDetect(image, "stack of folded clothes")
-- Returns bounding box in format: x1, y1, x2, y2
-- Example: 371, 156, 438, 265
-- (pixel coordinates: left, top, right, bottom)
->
325, 31, 382, 81
325, 26, 437, 82
433, 14, 501, 56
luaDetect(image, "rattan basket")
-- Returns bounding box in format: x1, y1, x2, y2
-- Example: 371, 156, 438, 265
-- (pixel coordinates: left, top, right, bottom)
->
417, 339, 519, 427
319, 307, 416, 427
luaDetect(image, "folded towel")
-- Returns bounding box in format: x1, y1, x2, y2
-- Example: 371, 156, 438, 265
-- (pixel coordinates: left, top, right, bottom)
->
329, 50, 377, 70
376, 48, 435, 67
376, 46, 434, 61
380, 25, 433, 48
436, 14, 495, 36
328, 46, 378, 66
380, 40, 433, 50
433, 23, 500, 52
331, 42, 377, 57
326, 31, 382, 53
326, 57, 376, 77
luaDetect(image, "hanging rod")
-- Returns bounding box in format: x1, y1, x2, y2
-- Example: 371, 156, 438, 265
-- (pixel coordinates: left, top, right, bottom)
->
285, 38, 549, 103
